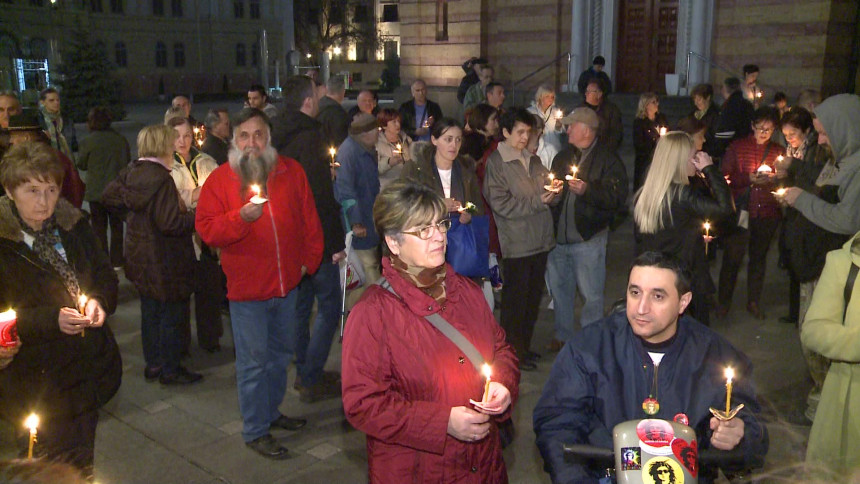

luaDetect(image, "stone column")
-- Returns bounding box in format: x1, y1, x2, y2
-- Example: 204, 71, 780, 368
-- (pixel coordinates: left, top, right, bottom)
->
570, 0, 589, 92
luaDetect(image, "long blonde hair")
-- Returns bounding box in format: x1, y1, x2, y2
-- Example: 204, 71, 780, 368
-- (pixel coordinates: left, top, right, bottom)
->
633, 132, 694, 233
635, 92, 658, 119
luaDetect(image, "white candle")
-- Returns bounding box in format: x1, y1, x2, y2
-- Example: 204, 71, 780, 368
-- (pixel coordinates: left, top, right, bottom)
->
25, 413, 39, 459
756, 164, 773, 174
565, 165, 579, 181
659, 127, 667, 136
78, 294, 88, 337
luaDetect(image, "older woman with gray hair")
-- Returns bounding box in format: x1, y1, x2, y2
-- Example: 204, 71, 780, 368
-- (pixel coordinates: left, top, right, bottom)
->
342, 180, 519, 483
527, 84, 564, 169
0, 141, 121, 479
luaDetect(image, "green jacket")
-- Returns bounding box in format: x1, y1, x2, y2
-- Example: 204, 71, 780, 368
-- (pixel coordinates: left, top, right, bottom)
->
802, 232, 860, 473
462, 82, 486, 112
77, 129, 131, 202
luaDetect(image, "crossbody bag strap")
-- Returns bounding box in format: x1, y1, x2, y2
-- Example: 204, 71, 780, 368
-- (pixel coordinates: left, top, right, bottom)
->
377, 277, 486, 371
844, 263, 859, 326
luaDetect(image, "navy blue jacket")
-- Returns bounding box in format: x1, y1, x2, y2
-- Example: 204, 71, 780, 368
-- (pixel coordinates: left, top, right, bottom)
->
533, 312, 768, 483
334, 136, 380, 250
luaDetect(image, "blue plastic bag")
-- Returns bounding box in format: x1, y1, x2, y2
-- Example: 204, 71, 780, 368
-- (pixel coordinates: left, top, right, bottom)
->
446, 215, 490, 278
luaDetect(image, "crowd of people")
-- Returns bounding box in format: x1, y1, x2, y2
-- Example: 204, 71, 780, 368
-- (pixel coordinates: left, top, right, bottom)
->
0, 57, 859, 483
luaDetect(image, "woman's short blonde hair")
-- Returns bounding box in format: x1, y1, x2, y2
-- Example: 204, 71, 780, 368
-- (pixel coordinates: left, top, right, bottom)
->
0, 141, 64, 191
534, 84, 555, 107
636, 92, 659, 119
373, 180, 447, 256
137, 124, 177, 159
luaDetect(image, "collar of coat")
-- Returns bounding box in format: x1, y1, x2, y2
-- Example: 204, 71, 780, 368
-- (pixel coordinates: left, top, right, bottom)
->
0, 196, 81, 243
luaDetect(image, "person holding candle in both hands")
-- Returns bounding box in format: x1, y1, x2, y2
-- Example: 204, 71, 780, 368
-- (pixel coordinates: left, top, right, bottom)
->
375, 108, 412, 189
0, 141, 121, 479
342, 181, 519, 483
534, 252, 768, 483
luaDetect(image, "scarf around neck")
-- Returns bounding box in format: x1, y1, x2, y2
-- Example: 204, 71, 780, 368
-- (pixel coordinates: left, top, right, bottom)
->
390, 254, 447, 305
40, 106, 72, 159
13, 204, 81, 301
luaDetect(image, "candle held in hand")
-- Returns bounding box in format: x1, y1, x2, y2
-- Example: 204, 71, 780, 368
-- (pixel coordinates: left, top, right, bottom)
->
78, 295, 88, 337
25, 413, 39, 459
756, 164, 773, 174
659, 126, 667, 136
481, 364, 492, 403
565, 166, 579, 181
725, 367, 734, 414
250, 184, 268, 204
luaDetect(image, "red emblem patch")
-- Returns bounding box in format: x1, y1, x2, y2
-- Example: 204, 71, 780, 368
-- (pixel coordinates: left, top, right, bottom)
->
671, 438, 698, 477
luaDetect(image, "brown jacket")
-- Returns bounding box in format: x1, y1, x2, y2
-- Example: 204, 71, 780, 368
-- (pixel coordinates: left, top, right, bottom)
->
103, 159, 196, 301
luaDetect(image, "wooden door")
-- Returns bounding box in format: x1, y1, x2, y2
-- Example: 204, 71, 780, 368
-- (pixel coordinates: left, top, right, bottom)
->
616, 0, 678, 93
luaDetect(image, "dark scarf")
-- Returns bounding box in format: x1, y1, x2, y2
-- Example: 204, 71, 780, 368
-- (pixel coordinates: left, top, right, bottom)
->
14, 205, 81, 301
390, 254, 447, 305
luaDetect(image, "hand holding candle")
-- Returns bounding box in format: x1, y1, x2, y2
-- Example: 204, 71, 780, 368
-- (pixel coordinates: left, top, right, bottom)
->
25, 413, 39, 459
565, 165, 579, 181
249, 184, 268, 204
544, 173, 562, 193
329, 147, 340, 168
703, 221, 713, 254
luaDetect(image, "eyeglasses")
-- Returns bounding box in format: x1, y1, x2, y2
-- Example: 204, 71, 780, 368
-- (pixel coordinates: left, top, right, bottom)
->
753, 125, 774, 134
401, 218, 452, 240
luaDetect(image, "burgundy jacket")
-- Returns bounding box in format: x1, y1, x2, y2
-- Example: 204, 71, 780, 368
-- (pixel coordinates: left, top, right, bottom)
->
721, 135, 783, 219
342, 257, 519, 483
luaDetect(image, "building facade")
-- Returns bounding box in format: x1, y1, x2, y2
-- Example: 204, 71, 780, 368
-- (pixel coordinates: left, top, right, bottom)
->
400, 0, 859, 100
0, 0, 289, 100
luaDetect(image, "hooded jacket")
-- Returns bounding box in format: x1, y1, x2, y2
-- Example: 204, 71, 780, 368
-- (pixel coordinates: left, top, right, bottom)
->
271, 109, 345, 261
795, 94, 860, 234
0, 197, 121, 422
334, 136, 381, 251
102, 158, 197, 301
801, 232, 860, 473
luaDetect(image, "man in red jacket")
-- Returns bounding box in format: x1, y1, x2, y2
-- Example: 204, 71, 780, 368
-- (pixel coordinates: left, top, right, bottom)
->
196, 108, 324, 459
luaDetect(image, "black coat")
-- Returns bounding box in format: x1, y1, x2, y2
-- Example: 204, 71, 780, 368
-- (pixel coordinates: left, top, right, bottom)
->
549, 142, 629, 241
634, 165, 734, 295
317, 96, 350, 148
200, 134, 230, 166
398, 99, 444, 141
714, 91, 754, 158
632, 114, 668, 190
0, 197, 121, 422
271, 109, 346, 261
103, 159, 196, 301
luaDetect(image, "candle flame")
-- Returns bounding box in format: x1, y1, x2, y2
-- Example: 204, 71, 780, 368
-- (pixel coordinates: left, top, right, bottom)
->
703, 222, 711, 231
548, 173, 555, 181
773, 188, 787, 196
756, 164, 773, 173
725, 367, 734, 383
777, 155, 785, 162
659, 127, 667, 136
329, 147, 336, 156
250, 184, 261, 196
572, 166, 578, 174
756, 91, 763, 98
0, 309, 15, 321
482, 363, 492, 379
78, 294, 88, 309
25, 413, 39, 431
555, 109, 564, 118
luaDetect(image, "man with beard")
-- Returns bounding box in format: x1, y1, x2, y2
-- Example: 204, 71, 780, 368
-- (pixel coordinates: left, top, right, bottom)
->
195, 108, 324, 459
271, 76, 346, 403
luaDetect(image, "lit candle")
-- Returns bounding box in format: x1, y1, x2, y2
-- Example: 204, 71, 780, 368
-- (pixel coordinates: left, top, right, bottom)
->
544, 173, 559, 192
0, 309, 17, 348
329, 147, 339, 167
249, 184, 268, 204
659, 126, 667, 136
756, 91, 763, 99
393, 143, 402, 154
555, 109, 564, 119
756, 164, 773, 174
481, 363, 492, 403
78, 294, 88, 337
725, 367, 734, 415
776, 155, 785, 163
772, 187, 787, 197
565, 165, 579, 181
25, 413, 39, 459
703, 221, 711, 255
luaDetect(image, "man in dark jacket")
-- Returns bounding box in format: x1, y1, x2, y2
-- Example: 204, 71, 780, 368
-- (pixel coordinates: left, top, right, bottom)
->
271, 76, 346, 404
579, 79, 623, 153
545, 107, 628, 351
534, 252, 769, 484
576, 55, 613, 94
317, 75, 350, 148
714, 77, 755, 159
200, 108, 231, 165
457, 57, 487, 104
398, 79, 443, 142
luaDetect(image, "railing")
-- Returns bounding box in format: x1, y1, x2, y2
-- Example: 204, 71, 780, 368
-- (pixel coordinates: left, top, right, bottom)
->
510, 52, 573, 104
684, 51, 777, 97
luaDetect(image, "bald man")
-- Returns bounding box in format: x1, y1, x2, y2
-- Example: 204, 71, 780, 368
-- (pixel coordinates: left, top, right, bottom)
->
398, 79, 443, 142
347, 90, 379, 120
0, 92, 22, 129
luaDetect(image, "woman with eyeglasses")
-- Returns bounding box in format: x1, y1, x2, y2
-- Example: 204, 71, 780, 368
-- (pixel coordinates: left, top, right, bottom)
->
716, 107, 784, 320
341, 181, 519, 483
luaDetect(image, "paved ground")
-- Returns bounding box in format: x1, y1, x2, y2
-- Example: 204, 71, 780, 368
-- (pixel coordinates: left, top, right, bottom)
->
0, 101, 814, 483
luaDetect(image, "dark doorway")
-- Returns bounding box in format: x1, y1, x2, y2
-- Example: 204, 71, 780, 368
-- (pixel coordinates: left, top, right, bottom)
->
616, 0, 678, 93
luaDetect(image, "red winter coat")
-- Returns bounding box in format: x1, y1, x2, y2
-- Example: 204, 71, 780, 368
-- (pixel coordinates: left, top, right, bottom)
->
721, 135, 783, 219
342, 257, 519, 483
195, 155, 323, 301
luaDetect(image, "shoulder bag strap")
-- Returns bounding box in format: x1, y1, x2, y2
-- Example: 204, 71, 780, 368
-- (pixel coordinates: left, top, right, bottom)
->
377, 277, 486, 371
844, 263, 859, 325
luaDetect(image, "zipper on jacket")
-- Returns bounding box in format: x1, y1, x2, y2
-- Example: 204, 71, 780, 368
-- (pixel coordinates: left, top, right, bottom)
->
266, 203, 286, 296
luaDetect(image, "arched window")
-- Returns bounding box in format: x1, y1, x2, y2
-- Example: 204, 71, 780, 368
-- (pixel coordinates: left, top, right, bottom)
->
155, 41, 167, 67
115, 41, 127, 67
174, 42, 185, 67
235, 43, 245, 66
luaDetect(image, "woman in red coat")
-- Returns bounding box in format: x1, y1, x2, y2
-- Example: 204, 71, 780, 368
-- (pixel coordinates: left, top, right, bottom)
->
342, 181, 519, 483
